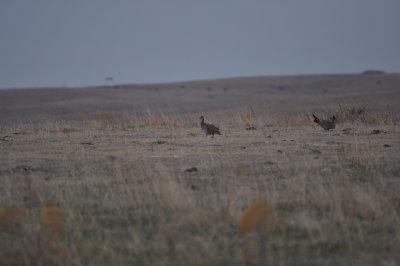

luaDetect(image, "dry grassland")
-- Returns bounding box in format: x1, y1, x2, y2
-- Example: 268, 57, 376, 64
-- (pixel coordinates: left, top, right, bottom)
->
1, 108, 400, 266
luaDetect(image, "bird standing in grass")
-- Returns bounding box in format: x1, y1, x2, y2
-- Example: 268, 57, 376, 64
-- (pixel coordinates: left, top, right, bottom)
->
312, 114, 336, 130
200, 116, 221, 136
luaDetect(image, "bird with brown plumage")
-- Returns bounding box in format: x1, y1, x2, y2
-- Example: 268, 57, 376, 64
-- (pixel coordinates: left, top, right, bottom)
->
200, 116, 221, 136
312, 114, 336, 130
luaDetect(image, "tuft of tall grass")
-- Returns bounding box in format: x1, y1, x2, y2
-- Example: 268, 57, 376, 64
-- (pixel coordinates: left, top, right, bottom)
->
334, 103, 399, 125
239, 107, 258, 129
233, 162, 248, 176
95, 112, 114, 123
0, 205, 23, 234
144, 112, 181, 128
40, 204, 66, 240
239, 202, 274, 265
239, 202, 272, 235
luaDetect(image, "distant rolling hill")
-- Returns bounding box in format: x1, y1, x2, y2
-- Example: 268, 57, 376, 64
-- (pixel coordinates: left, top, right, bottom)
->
0, 73, 399, 122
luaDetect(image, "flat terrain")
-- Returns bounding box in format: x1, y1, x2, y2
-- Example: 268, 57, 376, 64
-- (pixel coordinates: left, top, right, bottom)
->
1, 73, 400, 122
0, 73, 400, 265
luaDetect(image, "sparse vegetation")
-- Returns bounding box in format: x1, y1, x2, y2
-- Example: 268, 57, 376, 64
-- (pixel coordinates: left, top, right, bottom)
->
0, 109, 399, 265
318, 103, 400, 126
95, 111, 114, 122
240, 107, 258, 130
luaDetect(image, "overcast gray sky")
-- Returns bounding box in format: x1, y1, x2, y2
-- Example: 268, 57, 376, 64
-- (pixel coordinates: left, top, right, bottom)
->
1, 0, 399, 88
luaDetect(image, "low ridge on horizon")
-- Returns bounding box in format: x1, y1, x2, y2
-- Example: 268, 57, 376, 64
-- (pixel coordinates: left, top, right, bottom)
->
0, 70, 393, 90
1, 72, 399, 123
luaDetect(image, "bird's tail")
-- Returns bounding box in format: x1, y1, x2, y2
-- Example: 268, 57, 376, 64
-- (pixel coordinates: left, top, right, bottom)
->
312, 114, 320, 124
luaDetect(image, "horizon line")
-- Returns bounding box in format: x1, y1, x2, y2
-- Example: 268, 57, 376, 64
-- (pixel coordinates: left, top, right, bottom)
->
0, 70, 393, 90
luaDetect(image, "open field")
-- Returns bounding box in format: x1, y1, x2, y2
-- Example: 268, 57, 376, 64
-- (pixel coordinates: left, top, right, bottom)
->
1, 73, 400, 265
1, 73, 400, 122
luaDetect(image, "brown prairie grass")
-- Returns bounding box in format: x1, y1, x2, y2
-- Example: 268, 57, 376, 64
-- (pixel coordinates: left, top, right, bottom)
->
233, 162, 248, 176
239, 202, 275, 265
333, 103, 399, 125
95, 111, 114, 122
0, 205, 23, 233
239, 202, 272, 235
40, 205, 66, 240
146, 114, 168, 127
145, 113, 180, 128
120, 115, 136, 124
239, 107, 258, 129
0, 109, 399, 266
